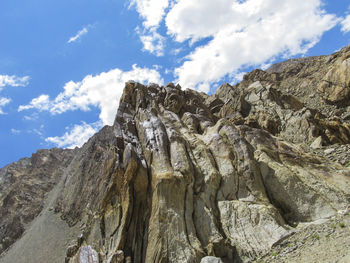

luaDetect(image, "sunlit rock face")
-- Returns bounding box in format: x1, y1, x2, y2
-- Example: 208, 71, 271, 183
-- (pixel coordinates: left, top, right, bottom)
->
2, 46, 350, 263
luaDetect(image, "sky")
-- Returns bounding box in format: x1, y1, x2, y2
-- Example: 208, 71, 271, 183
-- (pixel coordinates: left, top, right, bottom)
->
0, 0, 350, 167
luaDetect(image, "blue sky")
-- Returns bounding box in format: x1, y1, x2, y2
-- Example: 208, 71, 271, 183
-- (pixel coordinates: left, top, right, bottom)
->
0, 0, 350, 167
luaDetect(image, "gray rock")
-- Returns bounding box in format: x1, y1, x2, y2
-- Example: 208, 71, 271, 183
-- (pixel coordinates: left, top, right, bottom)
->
3, 45, 350, 263
200, 256, 223, 263
324, 148, 335, 154
311, 136, 323, 149
107, 250, 124, 263
70, 246, 99, 263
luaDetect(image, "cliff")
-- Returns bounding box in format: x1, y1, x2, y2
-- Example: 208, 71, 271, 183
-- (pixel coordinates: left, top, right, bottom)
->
1, 46, 350, 263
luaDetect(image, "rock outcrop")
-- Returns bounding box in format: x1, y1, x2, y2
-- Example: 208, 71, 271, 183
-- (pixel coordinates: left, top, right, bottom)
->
1, 46, 350, 263
0, 148, 76, 255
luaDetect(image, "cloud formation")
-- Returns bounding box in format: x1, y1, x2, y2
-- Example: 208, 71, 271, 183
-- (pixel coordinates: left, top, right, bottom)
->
341, 15, 350, 33
0, 75, 30, 89
45, 121, 102, 148
0, 97, 11, 115
130, 0, 169, 28
19, 65, 163, 126
68, 26, 89, 43
0, 74, 29, 114
133, 0, 340, 92
137, 27, 166, 56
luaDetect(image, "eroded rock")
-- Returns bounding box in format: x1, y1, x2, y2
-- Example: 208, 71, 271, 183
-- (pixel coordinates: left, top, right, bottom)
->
2, 45, 350, 263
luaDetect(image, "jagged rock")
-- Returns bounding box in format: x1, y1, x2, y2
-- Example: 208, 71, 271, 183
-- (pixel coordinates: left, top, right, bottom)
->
0, 148, 76, 255
218, 201, 291, 261
50, 80, 350, 263
318, 55, 350, 104
69, 246, 99, 263
107, 250, 124, 263
200, 256, 224, 263
66, 244, 79, 258
310, 136, 323, 149
2, 45, 350, 263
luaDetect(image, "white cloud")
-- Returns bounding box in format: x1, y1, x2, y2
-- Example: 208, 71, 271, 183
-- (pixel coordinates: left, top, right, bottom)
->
137, 27, 166, 56
19, 65, 163, 126
130, 0, 169, 56
0, 75, 30, 89
164, 0, 340, 91
341, 15, 350, 33
45, 121, 102, 148
11, 128, 21, 134
130, 0, 169, 28
131, 0, 340, 92
0, 97, 11, 114
18, 94, 50, 112
23, 112, 39, 121
0, 75, 29, 114
68, 26, 89, 43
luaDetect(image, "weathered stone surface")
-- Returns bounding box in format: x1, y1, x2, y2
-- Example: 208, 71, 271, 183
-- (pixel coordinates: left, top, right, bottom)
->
200, 256, 224, 263
106, 250, 124, 263
218, 201, 291, 261
53, 79, 350, 263
2, 45, 350, 263
310, 136, 323, 149
318, 55, 350, 104
69, 246, 99, 263
0, 148, 76, 255
66, 244, 79, 258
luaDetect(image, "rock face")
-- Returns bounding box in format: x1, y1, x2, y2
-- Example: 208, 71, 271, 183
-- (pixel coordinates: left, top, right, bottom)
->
0, 148, 76, 255
1, 46, 350, 263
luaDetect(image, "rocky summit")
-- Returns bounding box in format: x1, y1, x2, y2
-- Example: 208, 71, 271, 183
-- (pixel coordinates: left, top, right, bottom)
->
1, 46, 350, 263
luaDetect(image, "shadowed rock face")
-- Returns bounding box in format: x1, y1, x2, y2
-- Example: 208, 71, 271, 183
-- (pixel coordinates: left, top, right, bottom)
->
2, 46, 350, 263
0, 148, 76, 255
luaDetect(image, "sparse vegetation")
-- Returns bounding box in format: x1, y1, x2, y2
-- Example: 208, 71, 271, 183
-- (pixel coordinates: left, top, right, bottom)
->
271, 252, 279, 257
311, 234, 320, 240
339, 222, 346, 228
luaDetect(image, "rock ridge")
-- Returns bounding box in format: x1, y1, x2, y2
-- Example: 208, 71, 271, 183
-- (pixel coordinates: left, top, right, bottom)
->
1, 45, 350, 263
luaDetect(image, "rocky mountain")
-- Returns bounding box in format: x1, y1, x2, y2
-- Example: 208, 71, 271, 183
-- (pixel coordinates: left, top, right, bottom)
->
1, 45, 350, 263
0, 148, 76, 255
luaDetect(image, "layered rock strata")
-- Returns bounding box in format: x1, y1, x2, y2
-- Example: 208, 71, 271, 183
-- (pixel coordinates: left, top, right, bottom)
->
1, 46, 350, 263
56, 79, 350, 263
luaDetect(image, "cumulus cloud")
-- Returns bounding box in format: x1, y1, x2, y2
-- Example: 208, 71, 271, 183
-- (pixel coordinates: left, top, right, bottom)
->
137, 27, 166, 56
341, 15, 350, 33
131, 0, 340, 92
166, 0, 340, 91
0, 75, 30, 89
0, 97, 11, 114
68, 26, 90, 43
19, 65, 163, 127
130, 0, 169, 28
45, 121, 102, 148
0, 74, 29, 113
18, 95, 50, 112
130, 0, 169, 56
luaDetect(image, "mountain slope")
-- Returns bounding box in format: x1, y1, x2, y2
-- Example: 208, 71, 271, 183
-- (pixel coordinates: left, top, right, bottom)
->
1, 46, 350, 263
0, 148, 76, 255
